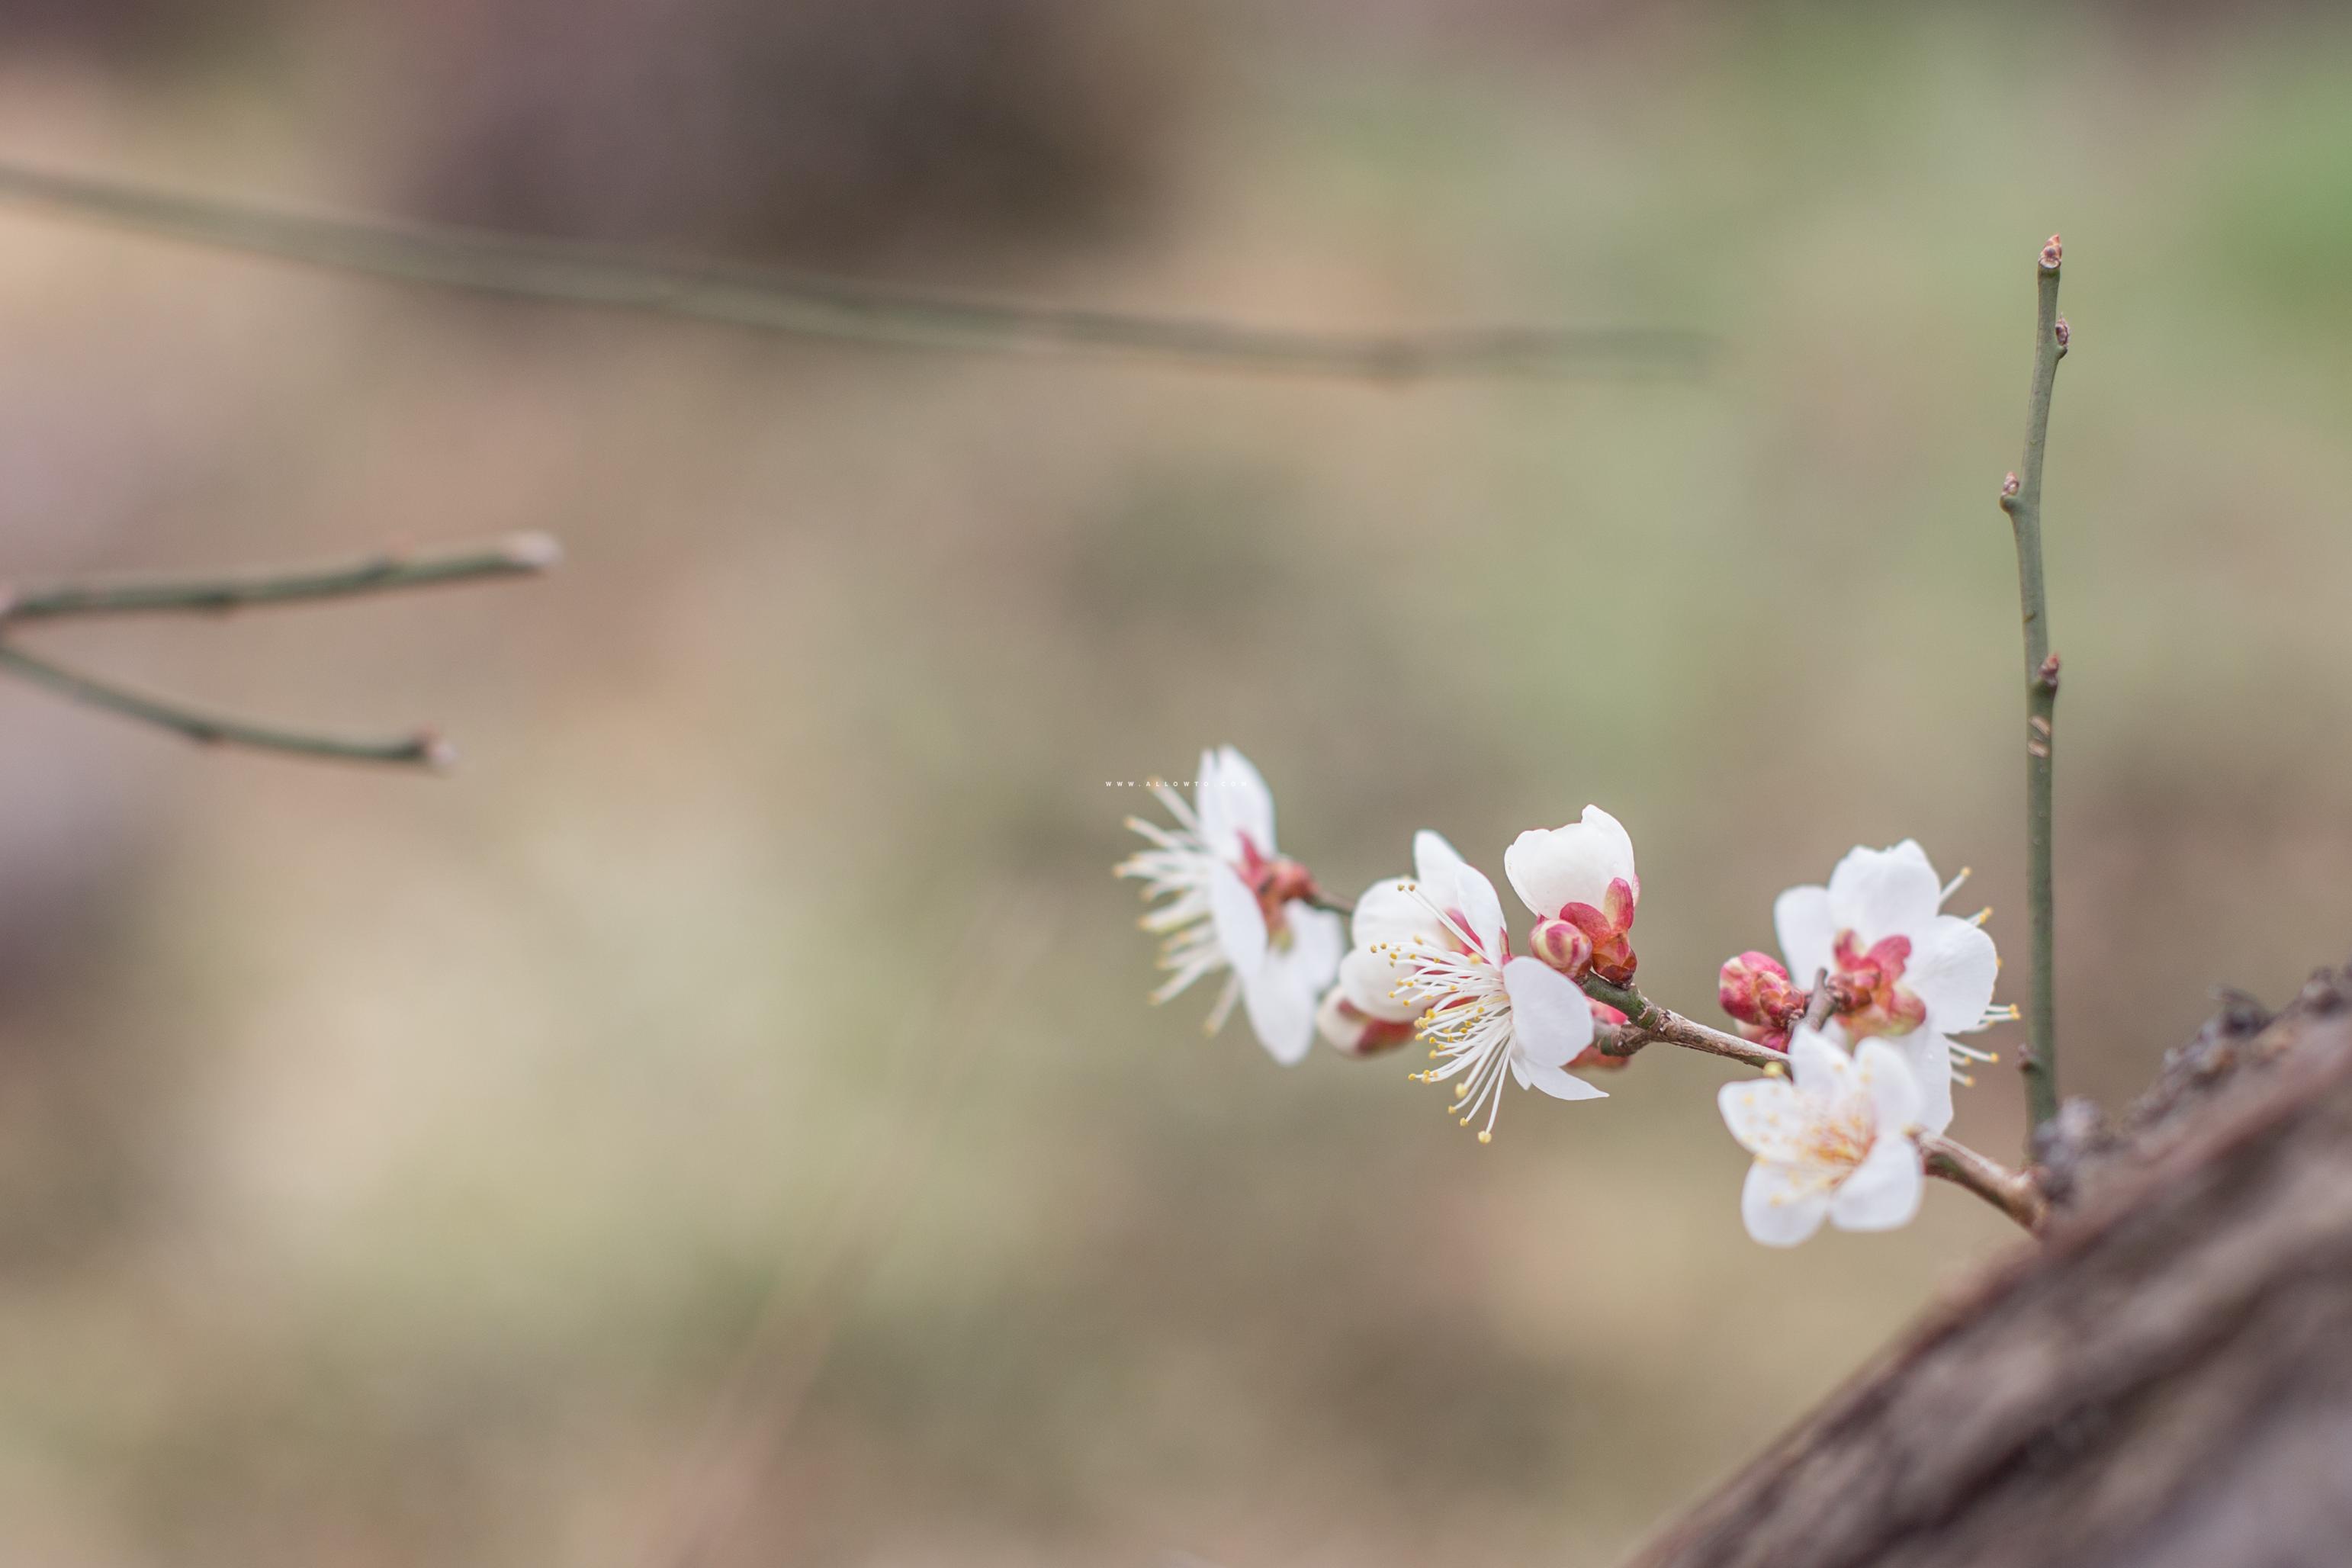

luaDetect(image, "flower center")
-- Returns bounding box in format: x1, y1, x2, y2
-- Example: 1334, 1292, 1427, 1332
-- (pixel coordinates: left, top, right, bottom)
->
1391, 887, 1517, 1143
1827, 930, 1927, 1039
1798, 1095, 1878, 1174
1235, 833, 1319, 938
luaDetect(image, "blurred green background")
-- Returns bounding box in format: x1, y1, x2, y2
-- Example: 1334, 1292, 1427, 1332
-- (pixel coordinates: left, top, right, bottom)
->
2, 2, 2349, 1563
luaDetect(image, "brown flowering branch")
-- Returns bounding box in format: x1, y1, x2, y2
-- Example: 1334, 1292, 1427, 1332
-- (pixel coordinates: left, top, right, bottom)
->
1919, 1131, 2048, 1232
1290, 889, 2045, 1231
1587, 974, 2044, 1232
0, 532, 559, 768
1582, 975, 1788, 1069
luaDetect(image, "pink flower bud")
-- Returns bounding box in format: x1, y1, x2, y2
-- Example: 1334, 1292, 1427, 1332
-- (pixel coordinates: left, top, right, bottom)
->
1528, 916, 1594, 977
1719, 950, 1803, 1049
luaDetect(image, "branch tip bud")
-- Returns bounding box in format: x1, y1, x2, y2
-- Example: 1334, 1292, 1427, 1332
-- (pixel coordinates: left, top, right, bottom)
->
419, 730, 459, 770
502, 532, 564, 571
2039, 233, 2063, 271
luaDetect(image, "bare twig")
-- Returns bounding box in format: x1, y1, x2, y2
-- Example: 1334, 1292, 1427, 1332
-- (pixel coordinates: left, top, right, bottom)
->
0, 160, 1715, 382
1997, 233, 2070, 1140
0, 531, 557, 767
0, 644, 452, 767
1801, 966, 1835, 1030
641, 895, 1055, 1568
1919, 1131, 2048, 1232
0, 532, 558, 622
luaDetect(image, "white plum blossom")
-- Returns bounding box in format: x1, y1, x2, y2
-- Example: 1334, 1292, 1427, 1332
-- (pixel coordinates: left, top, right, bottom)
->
1504, 805, 1640, 982
1316, 829, 1480, 1056
1119, 746, 1342, 1065
1336, 831, 1605, 1140
1717, 1027, 1926, 1247
1769, 840, 2009, 1136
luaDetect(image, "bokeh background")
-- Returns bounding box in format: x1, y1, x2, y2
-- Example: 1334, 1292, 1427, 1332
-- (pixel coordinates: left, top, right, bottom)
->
1, 2, 2349, 1563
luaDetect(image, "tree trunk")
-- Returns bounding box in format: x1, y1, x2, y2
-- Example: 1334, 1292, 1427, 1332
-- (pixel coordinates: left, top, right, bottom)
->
1627, 966, 2352, 1568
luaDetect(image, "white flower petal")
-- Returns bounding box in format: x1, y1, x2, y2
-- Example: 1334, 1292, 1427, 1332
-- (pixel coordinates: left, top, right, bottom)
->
1517, 1059, 1608, 1101
1314, 986, 1357, 1051
1742, 1162, 1832, 1247
1190, 747, 1229, 854
1888, 1033, 1956, 1136
1827, 841, 1943, 940
1451, 859, 1511, 959
1787, 1026, 1855, 1099
1503, 805, 1637, 918
1208, 861, 1268, 978
1718, 1078, 1808, 1163
1854, 1039, 1925, 1133
1335, 943, 1415, 1020
1904, 916, 2000, 1036
1772, 884, 1836, 988
1281, 904, 1346, 994
1829, 1133, 1923, 1232
1502, 956, 1596, 1068
1351, 874, 1440, 953
1242, 961, 1316, 1065
1213, 745, 1278, 859
1412, 830, 1473, 893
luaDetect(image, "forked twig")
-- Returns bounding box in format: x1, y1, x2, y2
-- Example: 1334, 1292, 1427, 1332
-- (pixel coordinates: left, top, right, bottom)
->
0, 532, 559, 768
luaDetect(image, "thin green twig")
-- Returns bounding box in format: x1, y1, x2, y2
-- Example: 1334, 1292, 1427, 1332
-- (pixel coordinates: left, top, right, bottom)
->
1998, 235, 2069, 1138
0, 159, 1714, 381
2, 532, 559, 622
0, 643, 450, 767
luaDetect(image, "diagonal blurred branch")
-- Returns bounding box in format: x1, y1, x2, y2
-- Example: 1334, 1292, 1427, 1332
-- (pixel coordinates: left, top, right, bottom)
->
0, 532, 559, 769
0, 160, 1714, 381
641, 892, 1057, 1568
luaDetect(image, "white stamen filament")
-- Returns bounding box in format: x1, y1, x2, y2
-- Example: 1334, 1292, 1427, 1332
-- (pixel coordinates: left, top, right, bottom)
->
1384, 883, 1519, 1142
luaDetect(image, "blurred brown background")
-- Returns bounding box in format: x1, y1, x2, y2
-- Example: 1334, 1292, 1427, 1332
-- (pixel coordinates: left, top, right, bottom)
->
1, 2, 2349, 1563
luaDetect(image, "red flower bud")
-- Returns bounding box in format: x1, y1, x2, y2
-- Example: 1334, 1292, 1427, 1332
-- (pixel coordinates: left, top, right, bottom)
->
1529, 916, 1594, 977
1719, 950, 1803, 1049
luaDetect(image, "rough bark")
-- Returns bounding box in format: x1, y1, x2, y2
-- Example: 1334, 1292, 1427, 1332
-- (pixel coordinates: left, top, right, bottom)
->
1627, 965, 2352, 1568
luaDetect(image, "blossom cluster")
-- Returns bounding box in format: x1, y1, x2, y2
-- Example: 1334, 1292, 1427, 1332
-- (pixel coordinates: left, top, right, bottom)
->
1120, 747, 2014, 1246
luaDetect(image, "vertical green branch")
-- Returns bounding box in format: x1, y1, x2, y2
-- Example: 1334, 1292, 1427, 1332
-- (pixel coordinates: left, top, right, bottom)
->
1998, 235, 2069, 1136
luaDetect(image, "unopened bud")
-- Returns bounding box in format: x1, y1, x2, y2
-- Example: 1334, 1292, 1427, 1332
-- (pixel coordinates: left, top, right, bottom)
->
1570, 1041, 1633, 1073
2039, 233, 2063, 271
2001, 471, 2021, 500
2053, 316, 2071, 350
1720, 950, 1802, 1046
2038, 651, 2061, 692
1529, 916, 1594, 978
